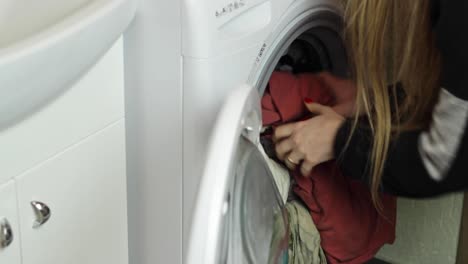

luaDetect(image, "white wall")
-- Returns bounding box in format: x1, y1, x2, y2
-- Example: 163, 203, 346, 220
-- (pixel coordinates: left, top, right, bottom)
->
123, 1, 183, 263
377, 194, 464, 264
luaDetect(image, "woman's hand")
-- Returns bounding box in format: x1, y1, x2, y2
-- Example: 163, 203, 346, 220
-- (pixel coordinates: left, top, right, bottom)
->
273, 72, 357, 176
273, 102, 345, 177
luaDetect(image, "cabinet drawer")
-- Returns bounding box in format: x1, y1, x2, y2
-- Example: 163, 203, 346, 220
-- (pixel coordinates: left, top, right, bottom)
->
0, 37, 125, 185
0, 181, 21, 264
16, 120, 127, 264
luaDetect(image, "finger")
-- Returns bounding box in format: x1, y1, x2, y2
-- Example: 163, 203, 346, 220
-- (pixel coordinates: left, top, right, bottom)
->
305, 103, 343, 115
285, 151, 305, 170
275, 138, 295, 161
288, 150, 305, 164
300, 161, 316, 177
284, 156, 298, 170
273, 123, 295, 143
304, 102, 330, 115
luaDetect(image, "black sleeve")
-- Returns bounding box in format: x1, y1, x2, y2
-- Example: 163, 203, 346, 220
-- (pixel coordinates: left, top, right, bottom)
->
334, 119, 468, 198
435, 0, 468, 100
332, 0, 468, 198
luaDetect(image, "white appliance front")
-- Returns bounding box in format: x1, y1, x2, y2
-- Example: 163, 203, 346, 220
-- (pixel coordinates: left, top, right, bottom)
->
124, 0, 345, 263
186, 0, 347, 263
182, 0, 346, 249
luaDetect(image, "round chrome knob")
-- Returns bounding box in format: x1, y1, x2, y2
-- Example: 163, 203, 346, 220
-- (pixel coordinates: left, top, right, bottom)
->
31, 201, 51, 228
0, 218, 13, 249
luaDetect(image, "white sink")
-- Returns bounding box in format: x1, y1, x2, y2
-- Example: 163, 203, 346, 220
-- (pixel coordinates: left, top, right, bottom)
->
0, 0, 136, 129
0, 0, 91, 49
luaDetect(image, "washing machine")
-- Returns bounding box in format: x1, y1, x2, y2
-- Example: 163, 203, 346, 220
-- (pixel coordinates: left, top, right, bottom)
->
185, 0, 348, 263
124, 0, 347, 263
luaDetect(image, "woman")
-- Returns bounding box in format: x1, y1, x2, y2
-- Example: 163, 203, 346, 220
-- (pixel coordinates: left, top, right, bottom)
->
273, 0, 468, 207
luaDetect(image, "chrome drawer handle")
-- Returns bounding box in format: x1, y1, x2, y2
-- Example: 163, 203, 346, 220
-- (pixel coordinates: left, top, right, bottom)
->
0, 218, 13, 249
31, 201, 51, 228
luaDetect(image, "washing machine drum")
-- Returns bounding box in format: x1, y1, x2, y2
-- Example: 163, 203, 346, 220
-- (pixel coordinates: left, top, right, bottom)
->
218, 137, 289, 264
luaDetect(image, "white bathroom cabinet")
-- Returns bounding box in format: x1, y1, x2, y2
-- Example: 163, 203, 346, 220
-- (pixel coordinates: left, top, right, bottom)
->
0, 181, 21, 264
0, 39, 128, 264
17, 121, 127, 264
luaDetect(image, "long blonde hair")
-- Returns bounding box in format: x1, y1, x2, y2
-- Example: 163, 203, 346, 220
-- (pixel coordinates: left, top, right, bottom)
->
343, 1, 441, 209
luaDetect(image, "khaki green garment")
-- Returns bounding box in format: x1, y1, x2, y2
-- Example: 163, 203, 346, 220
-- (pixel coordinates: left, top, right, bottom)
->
286, 201, 327, 264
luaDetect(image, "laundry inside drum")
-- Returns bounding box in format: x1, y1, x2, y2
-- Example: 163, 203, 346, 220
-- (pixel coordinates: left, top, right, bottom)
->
251, 22, 351, 264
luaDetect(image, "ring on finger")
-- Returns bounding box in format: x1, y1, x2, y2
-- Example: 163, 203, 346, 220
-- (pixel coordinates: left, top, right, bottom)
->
287, 156, 300, 166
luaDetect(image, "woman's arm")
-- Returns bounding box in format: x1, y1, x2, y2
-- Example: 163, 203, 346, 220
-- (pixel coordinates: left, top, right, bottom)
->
334, 115, 468, 198
334, 0, 468, 197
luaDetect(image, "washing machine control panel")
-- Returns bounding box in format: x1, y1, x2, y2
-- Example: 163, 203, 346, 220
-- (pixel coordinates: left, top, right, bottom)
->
215, 0, 246, 18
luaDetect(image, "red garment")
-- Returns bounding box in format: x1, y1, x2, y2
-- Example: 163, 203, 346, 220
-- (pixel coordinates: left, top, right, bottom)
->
262, 71, 396, 264
261, 72, 333, 125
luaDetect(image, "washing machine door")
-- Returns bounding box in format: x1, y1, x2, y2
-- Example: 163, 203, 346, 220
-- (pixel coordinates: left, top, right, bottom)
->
186, 84, 289, 264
